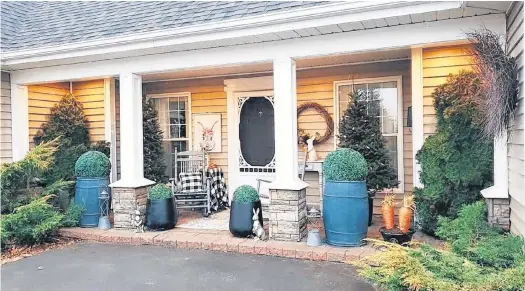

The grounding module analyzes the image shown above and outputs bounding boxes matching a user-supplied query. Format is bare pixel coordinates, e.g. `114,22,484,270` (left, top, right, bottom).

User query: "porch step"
175,199,208,202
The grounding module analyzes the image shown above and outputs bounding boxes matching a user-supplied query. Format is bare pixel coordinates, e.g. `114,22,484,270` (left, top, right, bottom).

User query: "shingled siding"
507,1,525,237
1,72,12,163
422,45,474,138
28,81,105,147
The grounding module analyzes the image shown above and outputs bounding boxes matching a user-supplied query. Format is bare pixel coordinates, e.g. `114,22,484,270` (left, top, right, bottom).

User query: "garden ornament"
133,206,145,233
252,208,267,241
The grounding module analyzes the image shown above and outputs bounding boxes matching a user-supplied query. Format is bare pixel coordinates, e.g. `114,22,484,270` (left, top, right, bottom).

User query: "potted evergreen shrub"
146,184,176,231
323,148,369,246
229,185,263,238
74,151,111,227
338,89,399,226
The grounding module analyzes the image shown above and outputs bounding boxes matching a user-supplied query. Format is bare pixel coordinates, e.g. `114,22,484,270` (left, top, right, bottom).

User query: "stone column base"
268,188,307,242
486,198,510,231
111,186,148,229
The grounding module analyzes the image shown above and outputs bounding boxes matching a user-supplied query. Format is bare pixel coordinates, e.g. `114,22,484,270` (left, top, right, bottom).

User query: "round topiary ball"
148,184,173,200
233,185,260,203
75,151,111,178
323,148,368,181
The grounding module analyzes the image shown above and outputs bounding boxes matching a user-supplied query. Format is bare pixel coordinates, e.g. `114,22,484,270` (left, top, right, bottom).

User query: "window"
151,94,191,178
335,77,404,191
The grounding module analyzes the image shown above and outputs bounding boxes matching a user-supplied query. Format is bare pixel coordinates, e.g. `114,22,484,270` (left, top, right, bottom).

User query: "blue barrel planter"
323,180,368,247
75,178,109,228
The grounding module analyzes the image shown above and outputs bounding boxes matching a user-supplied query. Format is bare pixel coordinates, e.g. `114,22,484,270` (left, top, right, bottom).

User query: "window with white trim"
152,94,190,178
335,77,404,189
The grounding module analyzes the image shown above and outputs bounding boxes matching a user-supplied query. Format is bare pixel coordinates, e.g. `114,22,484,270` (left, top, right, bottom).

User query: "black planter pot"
229,200,263,238
368,197,374,226
146,197,177,231
379,227,415,245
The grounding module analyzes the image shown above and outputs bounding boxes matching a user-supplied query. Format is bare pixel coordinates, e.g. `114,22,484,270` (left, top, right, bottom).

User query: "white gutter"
2,1,462,67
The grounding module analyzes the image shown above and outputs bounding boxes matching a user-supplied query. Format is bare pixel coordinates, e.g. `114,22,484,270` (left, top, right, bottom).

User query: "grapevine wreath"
297,102,334,145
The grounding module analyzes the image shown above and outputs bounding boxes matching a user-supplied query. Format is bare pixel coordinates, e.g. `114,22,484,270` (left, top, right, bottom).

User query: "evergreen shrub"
233,185,260,203
338,89,399,196
148,184,173,200
143,95,167,183
323,148,368,181
415,71,493,234
74,151,111,178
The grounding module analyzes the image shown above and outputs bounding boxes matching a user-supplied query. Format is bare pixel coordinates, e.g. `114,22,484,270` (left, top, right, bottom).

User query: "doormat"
177,210,230,231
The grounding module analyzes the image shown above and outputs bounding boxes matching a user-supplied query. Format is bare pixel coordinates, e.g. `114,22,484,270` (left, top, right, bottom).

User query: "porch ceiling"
141,49,411,82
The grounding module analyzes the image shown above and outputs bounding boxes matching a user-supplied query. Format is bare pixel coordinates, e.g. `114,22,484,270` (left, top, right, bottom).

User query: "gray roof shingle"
1,1,331,52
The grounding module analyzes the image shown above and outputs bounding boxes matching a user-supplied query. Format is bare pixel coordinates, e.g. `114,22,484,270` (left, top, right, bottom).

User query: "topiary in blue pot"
74,151,111,228
229,185,263,238
323,148,369,246
146,184,176,231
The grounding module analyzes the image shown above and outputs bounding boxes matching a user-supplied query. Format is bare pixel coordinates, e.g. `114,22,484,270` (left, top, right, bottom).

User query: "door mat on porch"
177,210,230,231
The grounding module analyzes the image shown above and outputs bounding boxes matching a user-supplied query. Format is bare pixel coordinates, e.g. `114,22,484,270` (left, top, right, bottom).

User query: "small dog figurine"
133,206,145,233
252,208,267,241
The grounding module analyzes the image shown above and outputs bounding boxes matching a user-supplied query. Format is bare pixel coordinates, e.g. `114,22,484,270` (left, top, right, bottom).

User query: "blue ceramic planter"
75,177,109,228
323,180,368,247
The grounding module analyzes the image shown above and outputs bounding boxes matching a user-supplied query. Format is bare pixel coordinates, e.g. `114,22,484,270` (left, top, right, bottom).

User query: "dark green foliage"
338,90,399,196
42,180,75,196
1,196,64,246
74,151,111,178
90,141,111,158
61,202,84,227
1,140,58,213
323,148,368,181
34,94,92,182
143,95,167,183
436,201,524,268
415,71,493,234
148,184,173,200
233,185,260,203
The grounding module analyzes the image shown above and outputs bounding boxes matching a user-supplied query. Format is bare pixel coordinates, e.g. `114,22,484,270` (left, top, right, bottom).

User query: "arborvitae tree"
415,71,493,235
142,95,167,183
34,94,91,182
338,89,399,197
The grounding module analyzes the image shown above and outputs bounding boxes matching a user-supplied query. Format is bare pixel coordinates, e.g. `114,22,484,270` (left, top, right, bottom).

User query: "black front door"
239,97,275,168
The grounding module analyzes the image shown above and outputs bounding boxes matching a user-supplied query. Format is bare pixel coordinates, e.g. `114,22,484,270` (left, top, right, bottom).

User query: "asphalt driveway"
2,242,376,291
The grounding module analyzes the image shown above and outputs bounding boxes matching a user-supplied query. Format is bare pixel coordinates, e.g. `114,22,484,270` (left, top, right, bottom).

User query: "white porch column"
109,72,154,188
411,48,424,188
11,84,29,161
104,78,118,183
269,57,308,190
481,135,509,199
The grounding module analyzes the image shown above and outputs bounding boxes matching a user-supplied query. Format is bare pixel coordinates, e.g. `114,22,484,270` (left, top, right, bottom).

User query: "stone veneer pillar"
268,188,308,242
486,198,510,231
112,186,148,229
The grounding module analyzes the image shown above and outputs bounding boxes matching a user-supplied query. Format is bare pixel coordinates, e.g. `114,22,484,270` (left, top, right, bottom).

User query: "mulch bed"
1,237,78,265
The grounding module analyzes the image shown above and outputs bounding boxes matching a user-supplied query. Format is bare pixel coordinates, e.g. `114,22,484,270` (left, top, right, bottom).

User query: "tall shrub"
415,71,493,234
34,94,91,182
143,95,167,183
338,89,399,197
34,94,110,182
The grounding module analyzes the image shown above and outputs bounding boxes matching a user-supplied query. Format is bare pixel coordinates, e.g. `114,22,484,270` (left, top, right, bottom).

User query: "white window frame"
333,76,404,193
147,92,192,152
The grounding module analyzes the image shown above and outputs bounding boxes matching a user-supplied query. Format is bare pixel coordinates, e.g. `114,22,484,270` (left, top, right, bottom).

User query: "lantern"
98,186,111,230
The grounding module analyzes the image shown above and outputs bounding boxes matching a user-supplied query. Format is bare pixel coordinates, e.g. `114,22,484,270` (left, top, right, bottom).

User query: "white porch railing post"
411,48,424,189
110,72,154,188
269,57,308,190
11,83,29,161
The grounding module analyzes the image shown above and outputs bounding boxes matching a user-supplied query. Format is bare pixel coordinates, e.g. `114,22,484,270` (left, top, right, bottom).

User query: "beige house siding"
297,61,412,214
143,60,412,214
72,80,106,142
143,78,229,179
507,1,525,237
1,72,12,163
28,80,106,147
422,45,474,138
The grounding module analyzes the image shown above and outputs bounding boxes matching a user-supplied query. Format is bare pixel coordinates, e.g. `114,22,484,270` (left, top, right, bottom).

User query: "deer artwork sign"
193,113,222,153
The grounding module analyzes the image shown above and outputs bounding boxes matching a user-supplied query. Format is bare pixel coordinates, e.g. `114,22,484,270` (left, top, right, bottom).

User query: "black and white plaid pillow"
179,172,203,193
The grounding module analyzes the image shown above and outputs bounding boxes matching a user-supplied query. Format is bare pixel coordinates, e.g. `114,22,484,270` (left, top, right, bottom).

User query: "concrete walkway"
2,243,377,291
58,227,378,263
